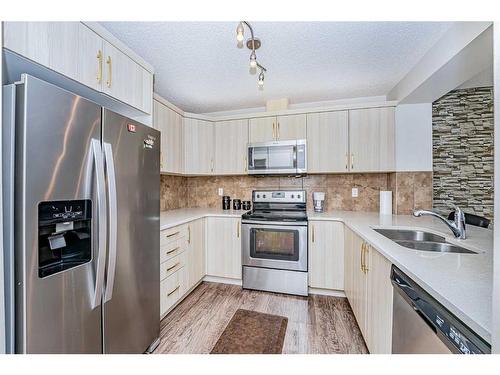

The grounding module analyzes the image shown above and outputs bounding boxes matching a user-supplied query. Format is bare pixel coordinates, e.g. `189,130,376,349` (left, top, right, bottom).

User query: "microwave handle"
248,147,253,168
293,145,297,168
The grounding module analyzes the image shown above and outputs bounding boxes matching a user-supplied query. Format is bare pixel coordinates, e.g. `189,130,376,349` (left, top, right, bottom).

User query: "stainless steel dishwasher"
391,266,490,354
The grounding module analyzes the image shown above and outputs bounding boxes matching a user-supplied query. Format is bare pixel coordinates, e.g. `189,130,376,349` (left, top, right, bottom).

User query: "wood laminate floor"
155,282,368,354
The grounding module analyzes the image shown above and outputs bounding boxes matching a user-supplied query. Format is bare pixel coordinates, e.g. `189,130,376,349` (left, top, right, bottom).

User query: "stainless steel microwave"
247,139,307,175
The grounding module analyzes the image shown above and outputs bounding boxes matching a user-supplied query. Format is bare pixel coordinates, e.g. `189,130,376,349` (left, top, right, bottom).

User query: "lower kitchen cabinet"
308,221,344,290
366,244,393,354
344,226,393,353
206,217,242,279
186,218,206,288
159,219,206,318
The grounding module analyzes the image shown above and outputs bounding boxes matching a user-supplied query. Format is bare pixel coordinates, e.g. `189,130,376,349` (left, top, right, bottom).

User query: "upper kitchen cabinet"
101,40,153,114
248,116,275,142
3,22,101,91
307,111,349,173
153,99,184,174
2,22,154,115
348,107,395,172
184,118,215,175
214,119,249,175
276,114,307,141
248,114,306,142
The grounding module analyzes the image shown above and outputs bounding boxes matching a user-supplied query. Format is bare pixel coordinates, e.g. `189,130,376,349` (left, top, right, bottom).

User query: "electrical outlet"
218,188,224,196
352,187,359,198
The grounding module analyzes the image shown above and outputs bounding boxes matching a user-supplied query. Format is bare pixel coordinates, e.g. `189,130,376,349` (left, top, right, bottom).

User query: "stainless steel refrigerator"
2,74,160,353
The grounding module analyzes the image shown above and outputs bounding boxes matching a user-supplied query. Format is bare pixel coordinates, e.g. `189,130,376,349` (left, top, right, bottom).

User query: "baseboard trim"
203,275,243,286
308,287,346,297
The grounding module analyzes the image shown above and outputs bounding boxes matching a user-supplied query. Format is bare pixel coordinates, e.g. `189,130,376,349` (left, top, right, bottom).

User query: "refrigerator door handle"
91,139,107,309
103,142,118,303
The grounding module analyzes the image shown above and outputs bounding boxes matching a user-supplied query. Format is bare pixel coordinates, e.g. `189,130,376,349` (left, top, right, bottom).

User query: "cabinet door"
102,40,153,114
215,119,249,175
366,246,393,354
184,119,215,175
249,117,276,142
343,227,354,301
187,219,206,289
3,22,103,91
306,111,349,173
154,100,184,174
349,107,395,172
308,221,344,290
276,114,307,141
346,230,368,336
206,217,242,279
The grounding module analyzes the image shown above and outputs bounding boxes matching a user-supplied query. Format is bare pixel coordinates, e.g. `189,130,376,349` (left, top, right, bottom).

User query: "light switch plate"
218,188,224,196
352,187,359,198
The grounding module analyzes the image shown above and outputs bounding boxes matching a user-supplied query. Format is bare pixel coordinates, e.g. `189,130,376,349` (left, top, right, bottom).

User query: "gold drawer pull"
167,231,180,238
167,262,180,272
166,246,180,255
167,285,180,297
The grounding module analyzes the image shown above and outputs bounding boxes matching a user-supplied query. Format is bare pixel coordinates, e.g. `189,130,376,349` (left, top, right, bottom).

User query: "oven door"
242,221,307,271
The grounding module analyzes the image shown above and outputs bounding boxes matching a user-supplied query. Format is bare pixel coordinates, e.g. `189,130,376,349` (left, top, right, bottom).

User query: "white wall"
492,23,500,354
395,103,433,172
0,21,5,354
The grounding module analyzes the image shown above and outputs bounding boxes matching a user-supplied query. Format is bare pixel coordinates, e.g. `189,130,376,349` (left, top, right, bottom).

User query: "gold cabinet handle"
106,56,112,88
97,49,103,83
364,244,369,273
166,246,180,255
272,122,276,140
167,231,180,238
188,226,191,244
351,153,354,170
167,285,180,297
244,155,247,172
360,242,364,272
167,262,180,272
277,122,280,140
345,153,349,170
312,224,315,243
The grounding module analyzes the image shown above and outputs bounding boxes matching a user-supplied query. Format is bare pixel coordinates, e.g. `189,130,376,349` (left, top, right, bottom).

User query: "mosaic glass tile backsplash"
432,86,494,220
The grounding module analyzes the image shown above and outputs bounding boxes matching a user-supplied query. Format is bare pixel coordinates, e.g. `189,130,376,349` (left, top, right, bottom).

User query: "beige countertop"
160,208,493,344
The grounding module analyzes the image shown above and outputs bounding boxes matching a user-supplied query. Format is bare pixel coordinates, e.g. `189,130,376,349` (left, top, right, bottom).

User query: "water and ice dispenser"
38,200,92,278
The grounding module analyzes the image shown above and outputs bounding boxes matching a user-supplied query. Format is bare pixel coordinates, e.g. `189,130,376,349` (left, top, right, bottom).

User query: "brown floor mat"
211,309,288,354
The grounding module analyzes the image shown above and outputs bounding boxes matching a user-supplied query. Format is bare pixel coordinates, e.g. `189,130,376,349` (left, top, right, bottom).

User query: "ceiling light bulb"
236,22,244,42
258,71,264,87
250,54,257,69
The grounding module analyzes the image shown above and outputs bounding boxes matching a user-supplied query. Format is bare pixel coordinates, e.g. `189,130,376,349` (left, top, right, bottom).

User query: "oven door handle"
241,220,308,227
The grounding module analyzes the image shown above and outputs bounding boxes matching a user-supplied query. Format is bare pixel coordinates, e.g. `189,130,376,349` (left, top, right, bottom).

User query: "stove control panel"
253,190,306,203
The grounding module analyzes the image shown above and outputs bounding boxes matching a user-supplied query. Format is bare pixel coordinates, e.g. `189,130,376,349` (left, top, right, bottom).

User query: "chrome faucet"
413,205,467,239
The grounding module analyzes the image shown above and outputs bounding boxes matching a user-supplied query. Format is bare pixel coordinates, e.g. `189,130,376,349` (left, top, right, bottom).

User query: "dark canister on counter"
222,196,231,210
233,199,242,210
242,201,251,211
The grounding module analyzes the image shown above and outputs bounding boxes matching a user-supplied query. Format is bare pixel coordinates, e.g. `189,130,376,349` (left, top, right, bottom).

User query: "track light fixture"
235,21,267,89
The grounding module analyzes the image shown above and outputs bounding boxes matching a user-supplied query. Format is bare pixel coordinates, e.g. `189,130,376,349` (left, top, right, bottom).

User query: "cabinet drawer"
160,267,187,315
160,251,187,281
160,224,188,246
160,237,188,263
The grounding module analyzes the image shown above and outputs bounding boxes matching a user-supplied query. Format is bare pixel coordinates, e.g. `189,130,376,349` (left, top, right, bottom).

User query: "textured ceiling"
100,22,453,113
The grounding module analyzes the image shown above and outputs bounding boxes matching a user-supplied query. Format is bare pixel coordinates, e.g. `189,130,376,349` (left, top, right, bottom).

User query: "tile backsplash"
161,172,432,214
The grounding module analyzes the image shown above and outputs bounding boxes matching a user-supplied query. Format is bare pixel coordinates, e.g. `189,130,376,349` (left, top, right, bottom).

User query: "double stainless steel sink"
373,228,477,254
